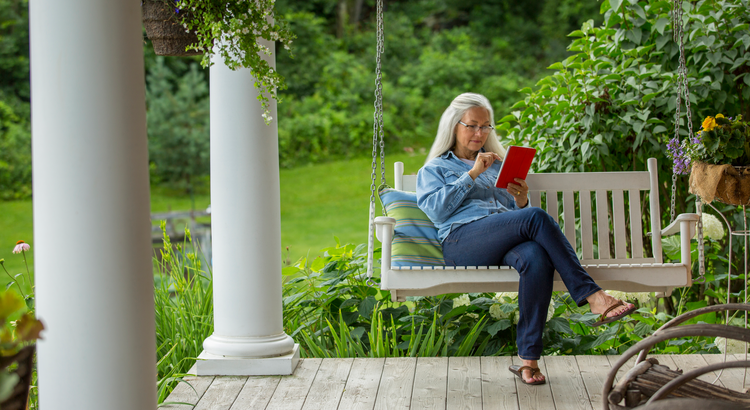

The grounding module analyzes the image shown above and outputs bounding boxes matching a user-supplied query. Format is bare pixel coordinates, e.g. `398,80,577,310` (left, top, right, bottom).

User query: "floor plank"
512,356,555,410
230,376,281,410
161,374,216,409
338,358,385,410
411,357,448,410
702,354,750,392
480,356,519,410
164,354,746,410
667,354,722,386
301,358,353,410
546,355,592,410
194,377,247,410
265,358,322,410
575,355,612,410
374,357,417,410
446,357,482,410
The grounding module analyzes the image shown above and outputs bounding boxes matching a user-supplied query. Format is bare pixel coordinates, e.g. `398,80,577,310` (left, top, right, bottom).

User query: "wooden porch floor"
162,354,749,410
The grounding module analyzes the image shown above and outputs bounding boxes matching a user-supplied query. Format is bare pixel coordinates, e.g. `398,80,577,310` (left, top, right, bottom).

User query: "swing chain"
366,0,385,284
377,0,386,187
672,0,704,277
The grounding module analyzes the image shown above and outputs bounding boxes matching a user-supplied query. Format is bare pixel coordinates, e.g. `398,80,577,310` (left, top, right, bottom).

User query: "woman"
416,93,635,385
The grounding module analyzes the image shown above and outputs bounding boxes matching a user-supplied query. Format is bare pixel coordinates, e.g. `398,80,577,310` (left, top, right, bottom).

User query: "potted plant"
143,0,295,123
0,290,43,409
0,241,43,408
142,0,202,57
667,114,750,205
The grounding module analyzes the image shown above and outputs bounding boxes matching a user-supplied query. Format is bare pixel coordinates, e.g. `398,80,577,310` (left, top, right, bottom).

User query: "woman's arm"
416,165,475,224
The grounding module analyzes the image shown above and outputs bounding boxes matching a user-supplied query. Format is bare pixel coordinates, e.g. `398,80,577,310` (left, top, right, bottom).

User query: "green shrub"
502,0,750,214
0,100,31,200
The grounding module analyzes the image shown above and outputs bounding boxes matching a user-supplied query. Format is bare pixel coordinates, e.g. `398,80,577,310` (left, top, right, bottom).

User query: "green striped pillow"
378,188,444,266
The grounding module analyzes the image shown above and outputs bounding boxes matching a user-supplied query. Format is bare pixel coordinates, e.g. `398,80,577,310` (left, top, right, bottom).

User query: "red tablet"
495,146,537,189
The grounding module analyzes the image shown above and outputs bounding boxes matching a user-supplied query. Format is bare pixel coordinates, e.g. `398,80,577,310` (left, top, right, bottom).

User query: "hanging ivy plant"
176,0,295,124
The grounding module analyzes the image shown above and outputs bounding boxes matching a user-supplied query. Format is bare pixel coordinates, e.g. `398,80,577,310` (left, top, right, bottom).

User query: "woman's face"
453,106,491,157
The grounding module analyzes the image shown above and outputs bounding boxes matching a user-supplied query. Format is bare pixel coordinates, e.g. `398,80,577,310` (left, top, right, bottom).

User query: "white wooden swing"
364,0,700,303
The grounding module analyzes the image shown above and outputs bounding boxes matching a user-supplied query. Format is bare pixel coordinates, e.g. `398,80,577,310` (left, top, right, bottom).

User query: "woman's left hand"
507,178,529,208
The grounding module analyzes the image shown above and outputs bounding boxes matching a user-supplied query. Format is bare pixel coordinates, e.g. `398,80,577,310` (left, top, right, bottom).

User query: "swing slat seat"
374,158,699,302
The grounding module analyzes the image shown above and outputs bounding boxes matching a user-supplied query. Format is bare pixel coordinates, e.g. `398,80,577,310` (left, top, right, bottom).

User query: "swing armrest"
374,217,396,243
660,213,700,237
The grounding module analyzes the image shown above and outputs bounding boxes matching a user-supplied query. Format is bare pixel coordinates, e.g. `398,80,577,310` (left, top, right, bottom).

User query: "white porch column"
198,38,298,375
29,1,155,409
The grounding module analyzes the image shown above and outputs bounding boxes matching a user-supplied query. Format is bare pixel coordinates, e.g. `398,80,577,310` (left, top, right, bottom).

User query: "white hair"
425,93,507,163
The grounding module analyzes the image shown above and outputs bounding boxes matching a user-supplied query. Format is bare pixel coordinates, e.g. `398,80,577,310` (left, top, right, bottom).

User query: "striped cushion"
379,188,444,266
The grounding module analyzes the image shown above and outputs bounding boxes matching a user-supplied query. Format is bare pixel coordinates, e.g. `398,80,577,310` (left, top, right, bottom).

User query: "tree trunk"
336,0,348,38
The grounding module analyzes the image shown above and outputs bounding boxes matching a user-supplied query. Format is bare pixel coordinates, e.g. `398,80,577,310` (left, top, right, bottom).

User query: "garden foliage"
146,58,210,196
502,0,750,214
153,224,213,404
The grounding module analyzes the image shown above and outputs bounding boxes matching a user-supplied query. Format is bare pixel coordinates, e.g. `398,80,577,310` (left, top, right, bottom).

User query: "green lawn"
0,151,427,282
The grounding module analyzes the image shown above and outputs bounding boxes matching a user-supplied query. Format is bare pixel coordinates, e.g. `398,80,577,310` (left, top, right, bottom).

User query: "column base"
195,344,300,376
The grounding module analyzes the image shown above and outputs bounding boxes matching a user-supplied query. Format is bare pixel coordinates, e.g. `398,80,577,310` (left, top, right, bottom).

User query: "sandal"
592,300,636,327
508,365,546,385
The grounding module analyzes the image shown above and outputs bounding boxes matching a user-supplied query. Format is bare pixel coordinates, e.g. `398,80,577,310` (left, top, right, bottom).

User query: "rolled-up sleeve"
416,165,474,224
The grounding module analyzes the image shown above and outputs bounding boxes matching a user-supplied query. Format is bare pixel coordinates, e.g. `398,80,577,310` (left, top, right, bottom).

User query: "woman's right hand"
468,151,502,180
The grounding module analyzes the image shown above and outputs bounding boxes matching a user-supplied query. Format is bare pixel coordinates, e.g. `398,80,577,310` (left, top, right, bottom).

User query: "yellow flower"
702,116,718,132
715,113,725,119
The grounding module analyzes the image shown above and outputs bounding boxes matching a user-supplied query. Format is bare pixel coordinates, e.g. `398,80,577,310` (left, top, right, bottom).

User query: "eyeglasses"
458,121,494,134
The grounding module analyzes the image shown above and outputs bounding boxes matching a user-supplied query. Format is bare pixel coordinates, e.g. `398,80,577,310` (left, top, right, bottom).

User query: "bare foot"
520,358,545,384
586,291,634,317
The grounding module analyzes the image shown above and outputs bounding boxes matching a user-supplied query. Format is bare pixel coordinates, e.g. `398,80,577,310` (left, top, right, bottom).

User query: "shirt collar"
440,147,486,160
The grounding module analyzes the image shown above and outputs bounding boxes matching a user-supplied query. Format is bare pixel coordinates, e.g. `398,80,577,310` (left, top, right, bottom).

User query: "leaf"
15,313,44,342
499,114,516,124
486,319,511,336
653,18,669,35
642,92,659,103
609,0,621,12
358,296,377,320
548,62,565,71
547,317,573,334
0,292,24,322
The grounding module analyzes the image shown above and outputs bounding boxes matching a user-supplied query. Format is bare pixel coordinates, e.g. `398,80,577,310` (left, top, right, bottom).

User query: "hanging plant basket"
0,345,35,409
689,162,750,205
142,0,201,57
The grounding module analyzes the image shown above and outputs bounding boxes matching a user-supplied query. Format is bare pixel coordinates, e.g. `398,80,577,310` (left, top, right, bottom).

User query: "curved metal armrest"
660,213,699,237
374,216,396,243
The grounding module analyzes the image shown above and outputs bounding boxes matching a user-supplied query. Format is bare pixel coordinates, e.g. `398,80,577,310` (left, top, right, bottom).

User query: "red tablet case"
494,146,537,189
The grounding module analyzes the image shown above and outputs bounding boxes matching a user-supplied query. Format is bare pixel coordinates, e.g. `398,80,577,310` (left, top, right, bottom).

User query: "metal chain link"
366,0,385,282
376,0,386,187
672,0,704,277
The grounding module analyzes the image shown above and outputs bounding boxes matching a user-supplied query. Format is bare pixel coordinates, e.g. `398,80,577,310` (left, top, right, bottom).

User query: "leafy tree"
502,0,750,215
146,58,210,200
0,99,31,200
0,0,30,112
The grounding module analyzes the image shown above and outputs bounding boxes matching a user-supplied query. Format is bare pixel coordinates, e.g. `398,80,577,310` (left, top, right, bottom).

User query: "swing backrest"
393,158,664,265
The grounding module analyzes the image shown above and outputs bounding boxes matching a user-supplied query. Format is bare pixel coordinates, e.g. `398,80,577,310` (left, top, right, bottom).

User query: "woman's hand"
507,178,529,208
467,152,502,180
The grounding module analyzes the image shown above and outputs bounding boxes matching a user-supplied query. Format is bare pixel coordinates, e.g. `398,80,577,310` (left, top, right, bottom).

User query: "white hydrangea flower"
546,303,555,322
453,294,471,308
695,213,725,241
489,304,509,320
493,292,518,302
715,337,749,354
513,310,520,324
605,290,651,306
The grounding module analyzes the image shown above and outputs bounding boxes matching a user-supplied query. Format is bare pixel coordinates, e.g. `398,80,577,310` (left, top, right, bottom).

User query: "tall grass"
153,222,213,404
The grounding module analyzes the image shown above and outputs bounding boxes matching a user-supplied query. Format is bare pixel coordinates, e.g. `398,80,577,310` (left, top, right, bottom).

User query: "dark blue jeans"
442,207,601,360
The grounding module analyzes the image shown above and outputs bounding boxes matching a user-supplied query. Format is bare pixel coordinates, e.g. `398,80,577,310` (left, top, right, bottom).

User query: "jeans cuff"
576,287,602,307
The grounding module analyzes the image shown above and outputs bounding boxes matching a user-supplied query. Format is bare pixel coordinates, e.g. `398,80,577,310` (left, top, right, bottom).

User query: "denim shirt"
416,150,520,243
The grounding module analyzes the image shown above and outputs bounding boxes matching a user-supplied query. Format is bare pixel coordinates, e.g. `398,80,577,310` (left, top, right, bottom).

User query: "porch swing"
365,0,701,303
